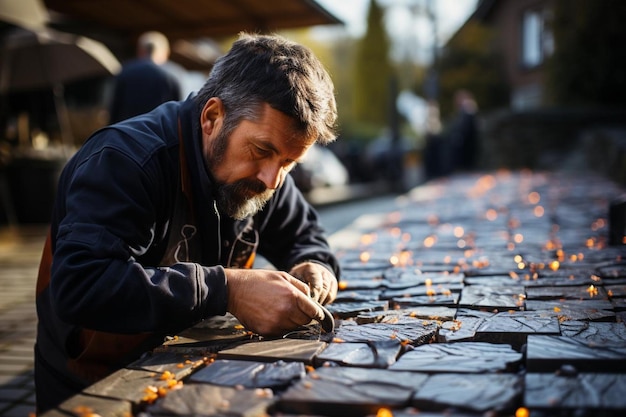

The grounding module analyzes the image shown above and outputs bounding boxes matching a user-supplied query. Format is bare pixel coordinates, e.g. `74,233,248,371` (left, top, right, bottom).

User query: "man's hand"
225,269,325,336
289,261,337,305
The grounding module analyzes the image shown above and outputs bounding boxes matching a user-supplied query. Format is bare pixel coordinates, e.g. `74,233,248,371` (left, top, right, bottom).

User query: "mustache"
229,178,268,196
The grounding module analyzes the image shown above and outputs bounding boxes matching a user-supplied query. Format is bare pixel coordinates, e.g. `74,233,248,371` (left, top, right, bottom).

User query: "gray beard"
215,178,275,220
205,126,275,220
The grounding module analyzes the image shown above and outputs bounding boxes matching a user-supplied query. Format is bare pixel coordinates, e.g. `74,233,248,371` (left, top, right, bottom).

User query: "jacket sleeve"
256,174,341,279
50,142,228,334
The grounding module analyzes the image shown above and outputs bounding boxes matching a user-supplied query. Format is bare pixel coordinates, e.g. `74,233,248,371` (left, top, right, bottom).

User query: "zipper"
213,200,222,262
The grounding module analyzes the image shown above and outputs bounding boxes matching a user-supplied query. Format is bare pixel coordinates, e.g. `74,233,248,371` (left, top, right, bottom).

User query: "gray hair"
195,33,337,145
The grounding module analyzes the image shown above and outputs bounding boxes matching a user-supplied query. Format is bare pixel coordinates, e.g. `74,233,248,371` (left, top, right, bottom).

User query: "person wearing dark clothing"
35,33,340,412
108,31,181,123
449,89,479,172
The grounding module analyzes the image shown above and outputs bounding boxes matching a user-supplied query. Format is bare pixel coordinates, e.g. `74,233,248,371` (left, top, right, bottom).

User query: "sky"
314,0,479,63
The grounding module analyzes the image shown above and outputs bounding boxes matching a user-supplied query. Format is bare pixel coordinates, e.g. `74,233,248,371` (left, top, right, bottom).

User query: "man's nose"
257,162,283,190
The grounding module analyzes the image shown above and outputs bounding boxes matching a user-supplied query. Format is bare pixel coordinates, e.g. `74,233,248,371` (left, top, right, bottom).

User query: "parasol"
0,28,120,93
0,27,121,148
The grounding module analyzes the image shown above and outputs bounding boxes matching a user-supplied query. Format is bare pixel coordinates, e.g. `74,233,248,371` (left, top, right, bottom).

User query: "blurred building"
452,0,554,111
444,0,626,185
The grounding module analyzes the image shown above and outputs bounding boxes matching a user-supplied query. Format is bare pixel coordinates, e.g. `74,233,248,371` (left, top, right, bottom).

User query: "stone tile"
315,339,402,368
0,387,29,401
525,299,616,321
0,372,32,387
523,273,604,287
0,362,34,374
526,285,609,300
189,359,304,389
383,270,464,290
382,283,464,300
364,411,481,417
607,283,626,298
56,393,132,417
473,310,560,349
560,321,626,345
276,366,428,416
525,373,626,413
339,260,393,274
437,316,485,343
83,368,172,404
326,300,389,319
340,269,388,283
597,262,626,279
356,306,457,324
411,373,523,413
335,278,385,291
458,285,526,310
391,293,459,307
463,275,529,286
158,314,255,356
2,403,37,417
526,335,626,373
217,338,327,364
334,289,382,303
334,318,438,345
389,342,522,373
146,383,273,416
128,351,206,381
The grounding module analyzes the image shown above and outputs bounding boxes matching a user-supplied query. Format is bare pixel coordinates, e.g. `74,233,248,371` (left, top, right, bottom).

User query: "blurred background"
1,0,626,226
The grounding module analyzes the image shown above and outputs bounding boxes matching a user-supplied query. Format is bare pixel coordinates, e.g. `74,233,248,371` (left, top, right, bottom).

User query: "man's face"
201,100,314,220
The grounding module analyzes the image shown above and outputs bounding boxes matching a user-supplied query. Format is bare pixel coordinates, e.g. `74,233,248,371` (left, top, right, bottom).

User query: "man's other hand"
289,261,337,305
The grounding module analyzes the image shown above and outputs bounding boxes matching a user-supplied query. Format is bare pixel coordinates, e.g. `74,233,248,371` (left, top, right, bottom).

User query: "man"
108,31,182,123
35,33,340,412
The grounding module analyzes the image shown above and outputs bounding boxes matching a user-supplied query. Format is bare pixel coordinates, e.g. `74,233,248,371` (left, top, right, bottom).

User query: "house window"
521,8,553,68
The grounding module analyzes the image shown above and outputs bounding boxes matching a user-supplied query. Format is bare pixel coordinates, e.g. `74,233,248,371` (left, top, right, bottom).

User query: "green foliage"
546,0,626,106
436,21,509,119
351,0,395,132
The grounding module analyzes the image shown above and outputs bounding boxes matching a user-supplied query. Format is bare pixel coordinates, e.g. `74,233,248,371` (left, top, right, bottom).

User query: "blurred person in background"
448,89,479,172
108,31,182,123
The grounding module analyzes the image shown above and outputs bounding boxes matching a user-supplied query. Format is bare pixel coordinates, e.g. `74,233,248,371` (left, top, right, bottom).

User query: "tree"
351,0,395,138
546,0,626,106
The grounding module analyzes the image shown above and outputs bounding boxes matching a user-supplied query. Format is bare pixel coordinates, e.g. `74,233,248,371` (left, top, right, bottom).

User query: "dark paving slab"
315,339,402,368
188,359,305,388
526,335,626,373
411,373,523,413
525,373,626,415
389,341,522,373
216,338,327,364
145,383,274,416
276,366,428,417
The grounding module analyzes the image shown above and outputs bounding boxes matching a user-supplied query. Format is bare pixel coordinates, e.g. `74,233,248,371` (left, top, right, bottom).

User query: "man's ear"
200,97,224,136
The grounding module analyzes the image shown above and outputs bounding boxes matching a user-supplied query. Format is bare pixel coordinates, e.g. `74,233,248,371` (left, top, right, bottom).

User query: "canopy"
43,0,342,41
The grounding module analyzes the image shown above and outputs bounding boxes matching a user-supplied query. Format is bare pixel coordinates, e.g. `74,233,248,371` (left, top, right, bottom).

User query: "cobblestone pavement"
7,170,626,416
0,226,47,416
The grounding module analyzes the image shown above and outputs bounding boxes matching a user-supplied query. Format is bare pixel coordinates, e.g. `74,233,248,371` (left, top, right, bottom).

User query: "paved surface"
3,170,626,416
0,226,46,416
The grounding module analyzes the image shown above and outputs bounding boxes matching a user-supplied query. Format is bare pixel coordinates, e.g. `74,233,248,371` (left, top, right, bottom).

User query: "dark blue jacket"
35,97,339,407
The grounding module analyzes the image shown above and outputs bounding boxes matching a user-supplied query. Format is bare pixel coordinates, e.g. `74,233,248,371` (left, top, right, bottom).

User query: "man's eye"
254,146,270,156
